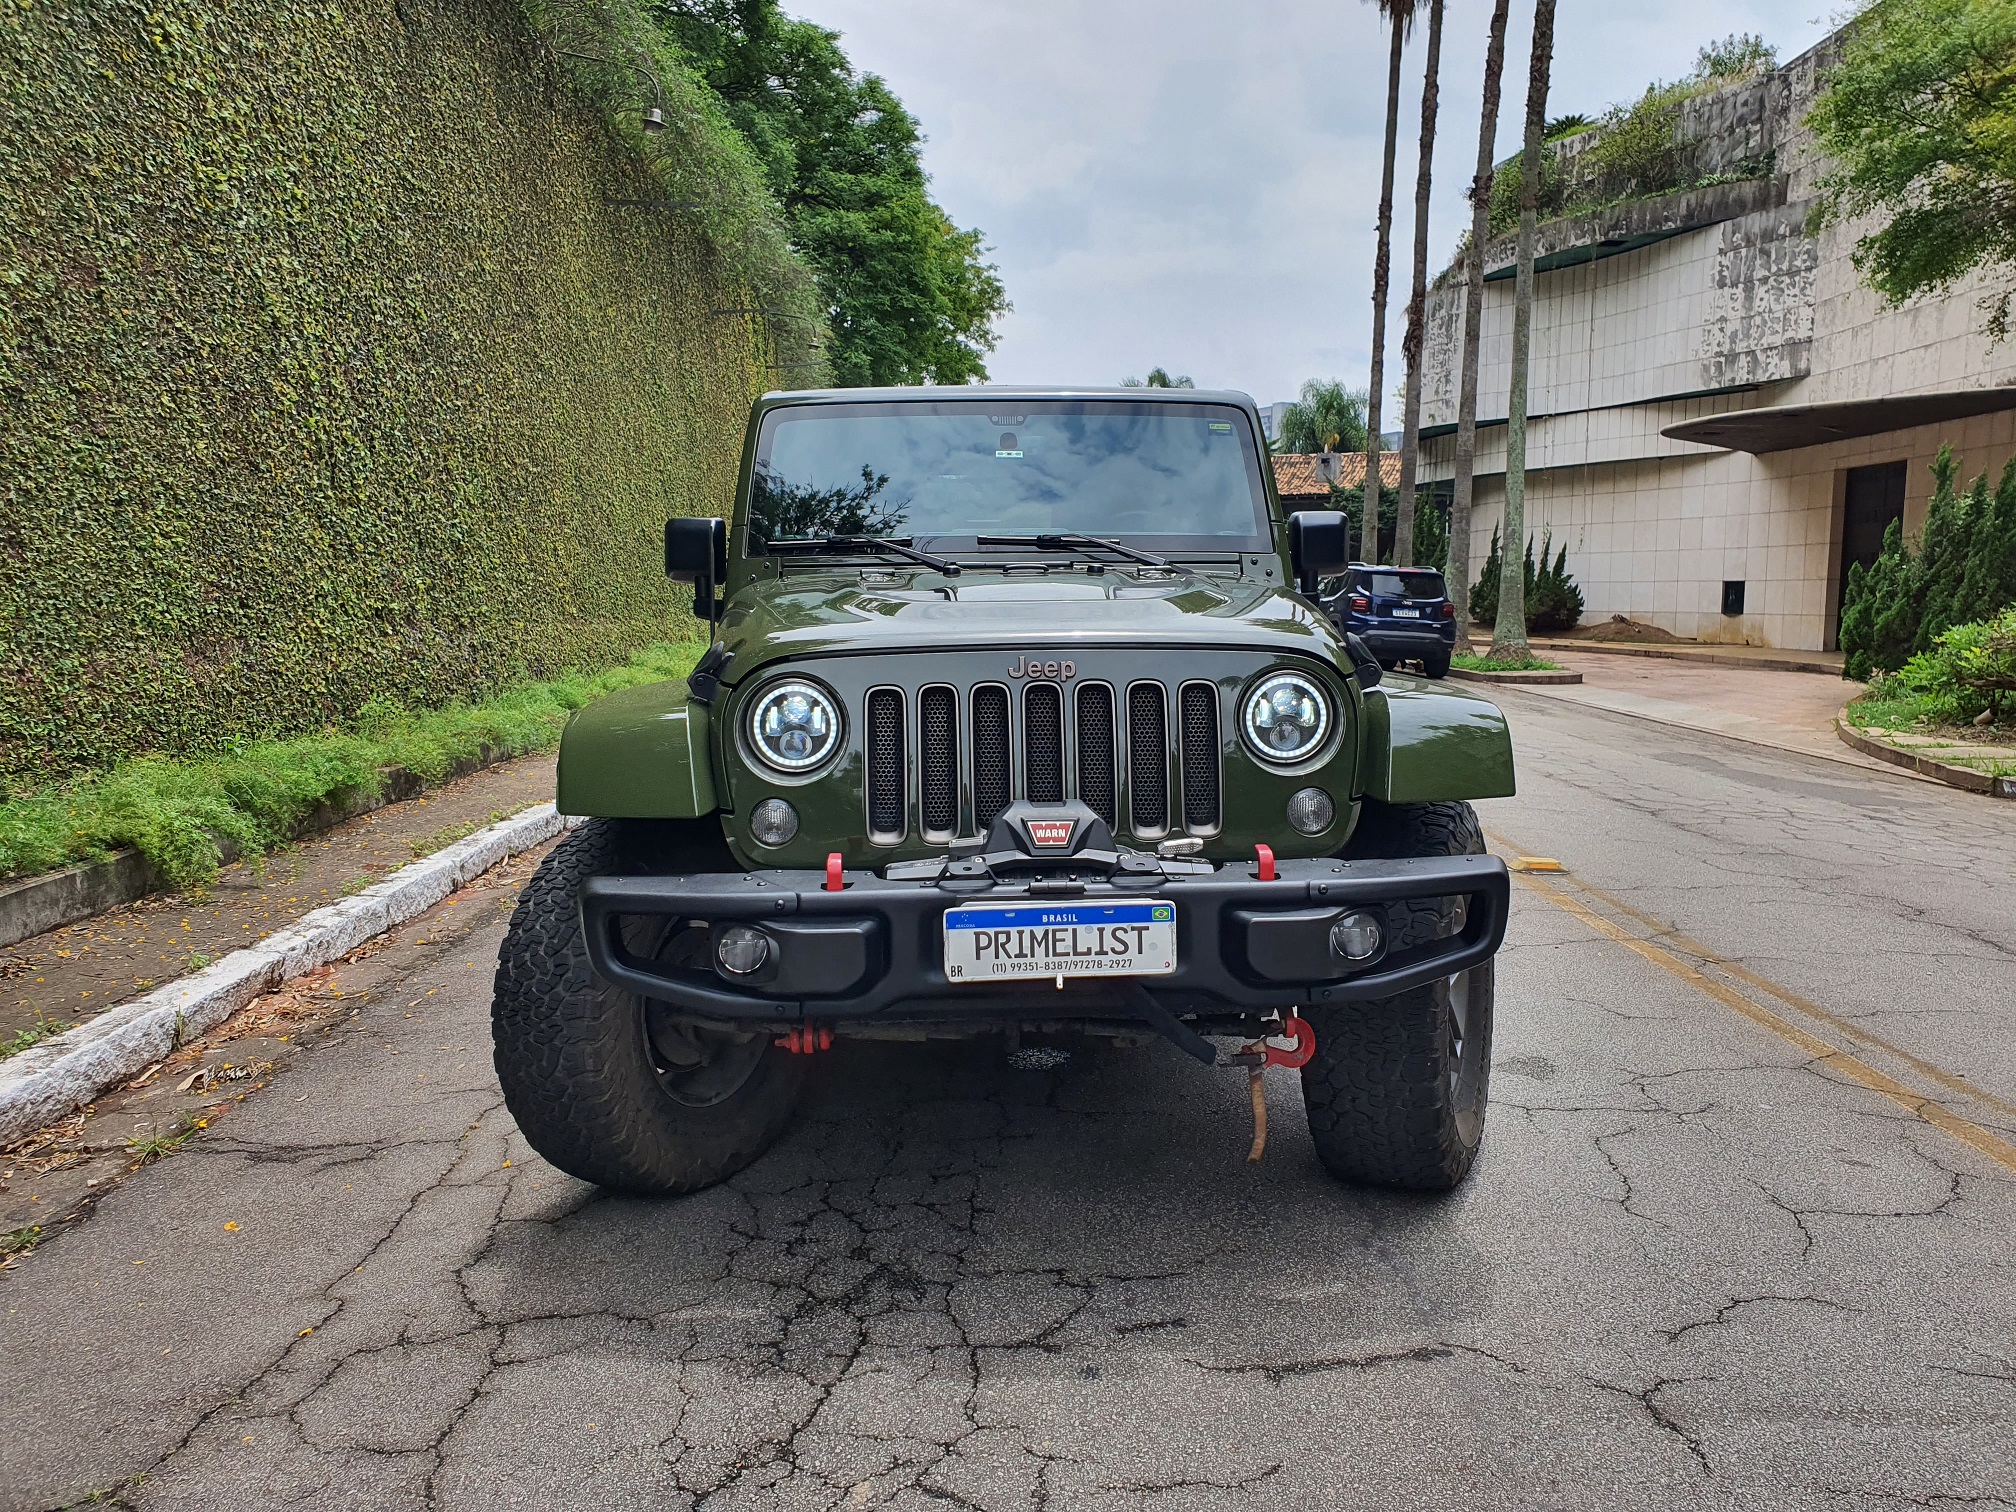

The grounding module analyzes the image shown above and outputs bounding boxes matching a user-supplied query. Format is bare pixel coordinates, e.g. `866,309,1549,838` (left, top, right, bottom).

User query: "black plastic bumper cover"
579,854,1510,1023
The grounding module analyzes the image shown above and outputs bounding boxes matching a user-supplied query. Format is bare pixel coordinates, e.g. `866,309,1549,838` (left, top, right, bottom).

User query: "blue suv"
1319,564,1458,678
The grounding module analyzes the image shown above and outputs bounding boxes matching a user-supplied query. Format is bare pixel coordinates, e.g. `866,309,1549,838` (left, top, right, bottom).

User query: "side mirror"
1288,511,1348,594
666,517,729,621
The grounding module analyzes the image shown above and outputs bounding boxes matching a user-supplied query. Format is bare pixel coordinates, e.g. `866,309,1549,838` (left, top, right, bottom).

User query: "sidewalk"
1527,635,1845,677
1,754,556,1049
1495,649,1901,775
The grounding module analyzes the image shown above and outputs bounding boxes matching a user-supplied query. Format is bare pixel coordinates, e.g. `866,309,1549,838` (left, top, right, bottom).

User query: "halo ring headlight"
745,679,842,774
1242,672,1332,765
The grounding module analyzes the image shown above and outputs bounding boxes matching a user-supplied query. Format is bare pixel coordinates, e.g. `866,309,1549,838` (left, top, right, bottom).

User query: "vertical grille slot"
1179,682,1221,832
972,685,1012,830
919,685,958,837
1025,684,1064,803
1076,683,1117,828
866,688,905,841
1127,682,1169,836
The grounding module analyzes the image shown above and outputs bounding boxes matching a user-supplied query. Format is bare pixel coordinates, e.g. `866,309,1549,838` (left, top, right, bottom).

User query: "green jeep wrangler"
492,388,1515,1195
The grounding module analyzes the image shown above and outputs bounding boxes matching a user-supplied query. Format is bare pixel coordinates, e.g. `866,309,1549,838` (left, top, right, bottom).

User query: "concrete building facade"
1418,33,2016,650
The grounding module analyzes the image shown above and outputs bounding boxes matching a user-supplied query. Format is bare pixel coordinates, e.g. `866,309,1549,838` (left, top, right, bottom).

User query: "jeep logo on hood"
1008,656,1075,681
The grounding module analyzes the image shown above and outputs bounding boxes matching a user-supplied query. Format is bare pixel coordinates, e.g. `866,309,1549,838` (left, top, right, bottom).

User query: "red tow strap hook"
776,1024,833,1054
825,852,845,892
1254,843,1276,882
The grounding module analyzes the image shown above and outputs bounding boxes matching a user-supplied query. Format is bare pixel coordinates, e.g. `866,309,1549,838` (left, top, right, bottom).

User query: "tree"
1492,0,1556,660
1694,32,1777,81
1276,380,1370,455
1121,368,1196,388
655,0,1009,384
1394,0,1446,568
1449,0,1511,649
1807,0,2016,341
1362,1,1420,571
1959,456,2016,621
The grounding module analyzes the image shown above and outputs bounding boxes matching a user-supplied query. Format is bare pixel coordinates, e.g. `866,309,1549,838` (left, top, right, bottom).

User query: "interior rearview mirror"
1288,510,1348,593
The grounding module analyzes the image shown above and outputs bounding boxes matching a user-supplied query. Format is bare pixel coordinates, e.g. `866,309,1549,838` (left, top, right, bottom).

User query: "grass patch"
126,1113,205,1166
2,1225,44,1262
408,810,516,859
1452,651,1564,673
0,642,703,890
1,1017,73,1061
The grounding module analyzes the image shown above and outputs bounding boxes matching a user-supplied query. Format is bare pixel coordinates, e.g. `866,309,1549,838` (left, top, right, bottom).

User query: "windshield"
746,400,1271,553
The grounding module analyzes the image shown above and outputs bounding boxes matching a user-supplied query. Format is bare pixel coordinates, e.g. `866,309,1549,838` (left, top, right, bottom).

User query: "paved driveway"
3,694,2013,1512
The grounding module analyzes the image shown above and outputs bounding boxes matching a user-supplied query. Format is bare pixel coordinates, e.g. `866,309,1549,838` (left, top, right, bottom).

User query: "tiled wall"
1448,410,2016,650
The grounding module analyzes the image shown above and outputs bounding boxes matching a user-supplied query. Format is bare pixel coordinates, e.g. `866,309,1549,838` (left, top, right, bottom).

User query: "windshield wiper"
764,535,962,576
974,534,1185,571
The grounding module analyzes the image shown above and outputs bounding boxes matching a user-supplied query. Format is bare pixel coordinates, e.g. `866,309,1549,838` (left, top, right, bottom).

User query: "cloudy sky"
797,0,1839,407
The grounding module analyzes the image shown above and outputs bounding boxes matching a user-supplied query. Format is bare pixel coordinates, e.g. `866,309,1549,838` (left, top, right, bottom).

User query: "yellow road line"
1557,870,2016,1127
1502,867,2016,1177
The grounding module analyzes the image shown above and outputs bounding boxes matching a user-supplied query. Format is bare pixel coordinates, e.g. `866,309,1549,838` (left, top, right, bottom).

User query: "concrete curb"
0,748,515,952
0,803,580,1147
1448,666,1583,685
1526,638,1844,677
1835,717,2016,799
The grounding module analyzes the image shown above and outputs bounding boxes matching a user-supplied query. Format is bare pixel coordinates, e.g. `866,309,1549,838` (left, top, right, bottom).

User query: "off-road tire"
1424,650,1452,680
492,818,806,1195
1300,799,1494,1191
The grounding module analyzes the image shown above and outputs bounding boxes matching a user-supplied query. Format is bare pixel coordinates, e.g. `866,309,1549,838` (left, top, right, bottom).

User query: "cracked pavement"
4,695,2015,1511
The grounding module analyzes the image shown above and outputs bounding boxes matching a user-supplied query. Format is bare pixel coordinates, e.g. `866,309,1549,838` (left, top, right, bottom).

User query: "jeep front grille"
971,685,1012,830
862,675,1220,845
1179,682,1221,832
1025,683,1064,803
866,688,906,841
919,685,959,837
1076,683,1117,829
1127,682,1169,836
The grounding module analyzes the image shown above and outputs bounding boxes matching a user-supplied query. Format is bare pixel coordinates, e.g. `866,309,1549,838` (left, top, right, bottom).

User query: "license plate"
942,900,1177,982
1391,607,1421,617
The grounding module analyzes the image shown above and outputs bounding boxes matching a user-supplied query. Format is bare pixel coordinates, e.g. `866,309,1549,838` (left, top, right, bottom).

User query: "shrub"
1466,529,1581,632
1839,445,2016,679
1894,608,2016,725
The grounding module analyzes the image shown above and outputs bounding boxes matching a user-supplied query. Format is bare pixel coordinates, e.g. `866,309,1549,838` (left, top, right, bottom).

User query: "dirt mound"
1569,615,1684,644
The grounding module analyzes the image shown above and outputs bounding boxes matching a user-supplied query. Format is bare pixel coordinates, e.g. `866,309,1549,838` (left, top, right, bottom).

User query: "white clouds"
800,0,1832,403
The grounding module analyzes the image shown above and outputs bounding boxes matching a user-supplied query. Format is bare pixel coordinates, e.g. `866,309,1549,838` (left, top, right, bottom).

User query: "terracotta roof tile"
1271,452,1403,497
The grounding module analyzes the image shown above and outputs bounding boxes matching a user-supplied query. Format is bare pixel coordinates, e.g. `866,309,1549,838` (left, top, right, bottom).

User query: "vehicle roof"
758,385,1261,408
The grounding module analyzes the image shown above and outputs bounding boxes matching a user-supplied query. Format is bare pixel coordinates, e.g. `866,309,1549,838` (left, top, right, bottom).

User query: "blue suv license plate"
943,900,1177,982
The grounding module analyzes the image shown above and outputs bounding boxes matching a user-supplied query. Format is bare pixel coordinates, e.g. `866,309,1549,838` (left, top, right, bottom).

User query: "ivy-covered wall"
0,0,786,789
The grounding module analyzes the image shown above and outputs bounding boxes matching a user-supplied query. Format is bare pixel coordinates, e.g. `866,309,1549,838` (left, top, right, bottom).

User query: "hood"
714,565,1343,685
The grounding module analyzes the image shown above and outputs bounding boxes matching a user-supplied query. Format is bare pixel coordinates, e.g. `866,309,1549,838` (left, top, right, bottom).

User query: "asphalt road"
4,692,2015,1512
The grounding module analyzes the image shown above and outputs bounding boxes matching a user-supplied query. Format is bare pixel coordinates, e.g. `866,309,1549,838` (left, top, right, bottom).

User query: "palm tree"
1449,0,1512,645
1492,0,1557,660
1393,0,1445,569
1362,0,1419,567
1276,379,1369,456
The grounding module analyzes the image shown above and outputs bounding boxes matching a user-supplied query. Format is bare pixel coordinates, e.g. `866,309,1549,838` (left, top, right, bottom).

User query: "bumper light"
1329,912,1382,963
715,924,773,977
1286,787,1335,835
750,798,800,847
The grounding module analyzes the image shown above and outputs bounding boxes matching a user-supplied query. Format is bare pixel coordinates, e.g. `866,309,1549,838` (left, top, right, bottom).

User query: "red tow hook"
1235,1014,1317,1163
1254,843,1277,882
776,1023,833,1055
825,852,845,892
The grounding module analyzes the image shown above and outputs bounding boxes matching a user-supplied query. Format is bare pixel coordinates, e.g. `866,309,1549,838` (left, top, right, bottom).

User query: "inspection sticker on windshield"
942,901,1177,982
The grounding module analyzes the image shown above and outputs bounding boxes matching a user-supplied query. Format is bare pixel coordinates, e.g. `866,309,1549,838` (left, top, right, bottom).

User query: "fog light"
750,798,799,847
1286,787,1335,835
715,924,772,976
1329,911,1382,963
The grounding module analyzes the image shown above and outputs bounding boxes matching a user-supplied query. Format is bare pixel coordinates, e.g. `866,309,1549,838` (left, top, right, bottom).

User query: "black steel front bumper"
579,854,1509,1026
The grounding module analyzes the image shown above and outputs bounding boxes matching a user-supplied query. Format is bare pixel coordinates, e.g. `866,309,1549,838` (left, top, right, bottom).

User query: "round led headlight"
746,679,841,773
1242,672,1333,764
